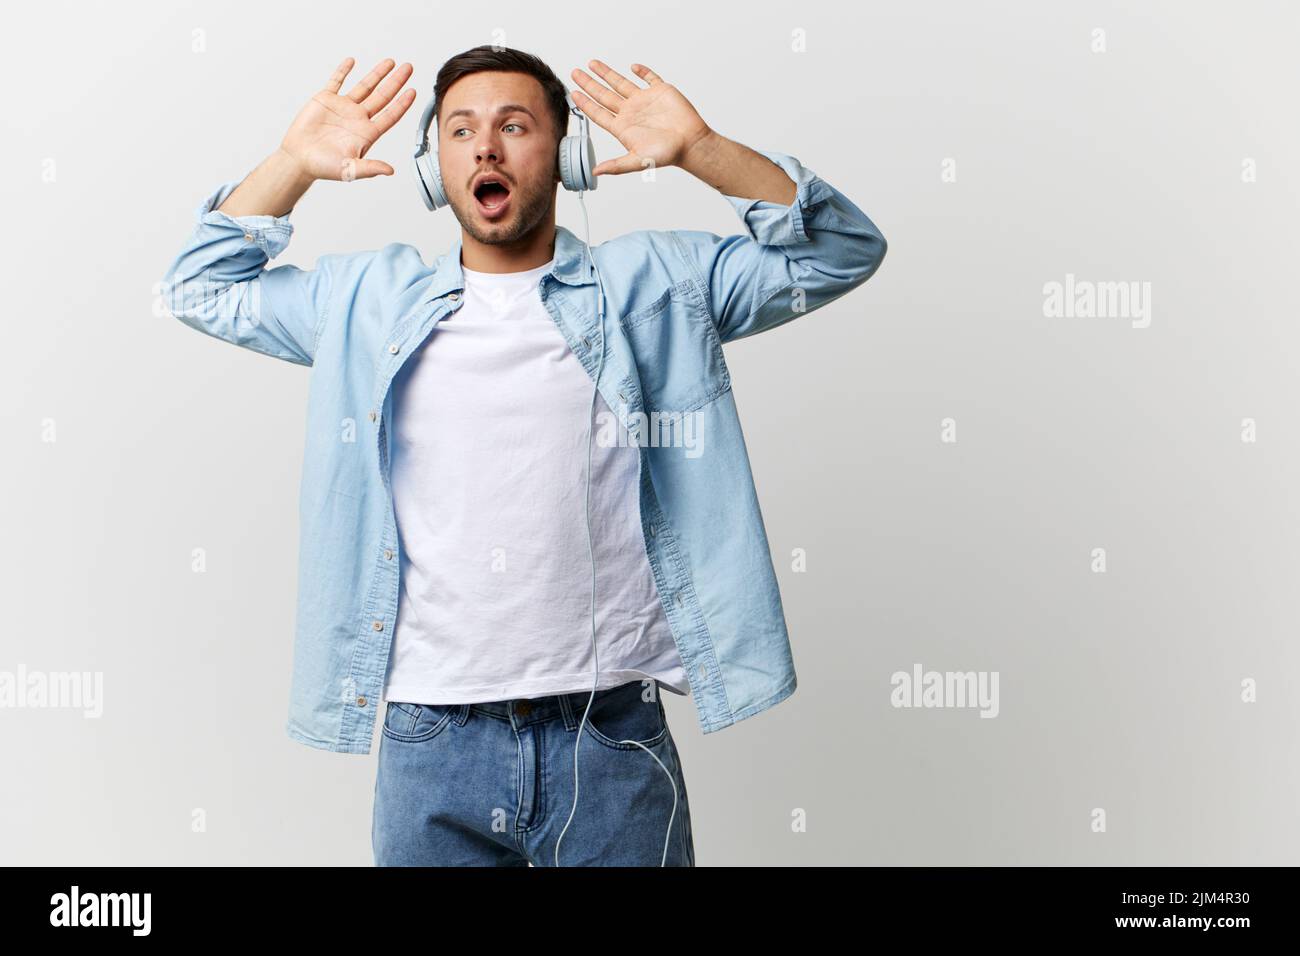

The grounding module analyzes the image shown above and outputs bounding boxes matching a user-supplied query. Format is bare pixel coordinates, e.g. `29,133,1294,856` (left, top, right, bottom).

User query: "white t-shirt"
381,255,689,704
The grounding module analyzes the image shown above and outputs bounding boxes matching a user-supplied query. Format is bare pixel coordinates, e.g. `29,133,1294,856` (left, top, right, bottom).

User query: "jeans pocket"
578,681,669,751
381,700,454,743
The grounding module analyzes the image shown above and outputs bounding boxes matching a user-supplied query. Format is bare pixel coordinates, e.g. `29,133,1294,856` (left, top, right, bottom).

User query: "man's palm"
280,57,417,182
571,61,713,176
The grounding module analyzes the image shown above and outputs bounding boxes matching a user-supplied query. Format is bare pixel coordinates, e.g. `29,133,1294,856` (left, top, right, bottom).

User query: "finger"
371,87,417,137
342,157,395,181
345,58,396,104
570,88,617,133
586,58,645,99
591,153,644,176
360,61,413,118
630,63,663,85
324,57,355,94
571,68,622,116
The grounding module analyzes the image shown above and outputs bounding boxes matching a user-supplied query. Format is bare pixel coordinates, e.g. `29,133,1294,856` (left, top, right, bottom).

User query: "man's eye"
452,125,520,137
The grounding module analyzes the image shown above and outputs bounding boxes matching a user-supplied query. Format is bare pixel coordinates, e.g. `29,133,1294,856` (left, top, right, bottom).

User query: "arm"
216,148,316,219
675,129,796,206
158,56,416,365
159,168,331,366
571,59,887,344
672,141,886,343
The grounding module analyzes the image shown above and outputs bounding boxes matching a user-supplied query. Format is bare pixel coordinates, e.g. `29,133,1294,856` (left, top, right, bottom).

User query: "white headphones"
411,85,679,867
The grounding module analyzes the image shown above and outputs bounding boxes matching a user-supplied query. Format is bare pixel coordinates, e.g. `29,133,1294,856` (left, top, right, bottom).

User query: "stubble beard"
451,176,555,246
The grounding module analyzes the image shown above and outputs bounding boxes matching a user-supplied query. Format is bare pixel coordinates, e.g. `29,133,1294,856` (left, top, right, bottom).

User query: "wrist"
271,147,316,190
678,127,722,175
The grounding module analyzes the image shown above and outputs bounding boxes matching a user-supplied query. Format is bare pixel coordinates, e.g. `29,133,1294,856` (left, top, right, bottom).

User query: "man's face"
438,71,561,245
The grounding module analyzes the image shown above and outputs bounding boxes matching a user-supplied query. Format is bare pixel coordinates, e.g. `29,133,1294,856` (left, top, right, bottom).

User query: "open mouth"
473,178,512,218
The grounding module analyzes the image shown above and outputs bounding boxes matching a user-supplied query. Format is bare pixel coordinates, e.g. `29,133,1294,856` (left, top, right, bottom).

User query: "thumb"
592,152,644,177
343,158,395,181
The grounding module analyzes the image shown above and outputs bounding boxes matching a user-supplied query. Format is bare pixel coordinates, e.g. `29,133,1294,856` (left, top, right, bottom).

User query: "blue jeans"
371,678,695,866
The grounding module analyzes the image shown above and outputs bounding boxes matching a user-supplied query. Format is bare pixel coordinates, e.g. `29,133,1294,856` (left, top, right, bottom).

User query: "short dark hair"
433,45,570,150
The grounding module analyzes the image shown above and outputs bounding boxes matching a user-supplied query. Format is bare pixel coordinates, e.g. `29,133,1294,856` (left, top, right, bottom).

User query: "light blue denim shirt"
159,148,886,753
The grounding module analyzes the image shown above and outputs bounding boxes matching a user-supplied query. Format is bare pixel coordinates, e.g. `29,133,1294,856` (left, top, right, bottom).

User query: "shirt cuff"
720,148,834,246
197,180,296,259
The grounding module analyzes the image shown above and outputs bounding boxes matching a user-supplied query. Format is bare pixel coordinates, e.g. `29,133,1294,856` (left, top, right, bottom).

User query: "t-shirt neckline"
461,257,556,283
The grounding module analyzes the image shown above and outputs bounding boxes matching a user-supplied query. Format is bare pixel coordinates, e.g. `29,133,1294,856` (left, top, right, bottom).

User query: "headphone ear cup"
558,134,597,192
414,149,449,210
557,136,573,191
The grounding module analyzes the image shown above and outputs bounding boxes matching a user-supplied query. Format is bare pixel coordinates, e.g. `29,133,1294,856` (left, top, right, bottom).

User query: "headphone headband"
414,90,580,158
413,96,438,158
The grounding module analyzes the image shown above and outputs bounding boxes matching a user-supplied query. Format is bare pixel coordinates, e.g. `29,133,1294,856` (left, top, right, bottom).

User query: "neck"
459,209,557,273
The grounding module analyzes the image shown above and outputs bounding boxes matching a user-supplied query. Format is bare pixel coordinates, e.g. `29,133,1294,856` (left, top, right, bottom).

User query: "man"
160,45,886,867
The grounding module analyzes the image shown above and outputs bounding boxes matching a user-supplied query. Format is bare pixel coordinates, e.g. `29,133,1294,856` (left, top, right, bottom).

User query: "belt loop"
558,692,578,731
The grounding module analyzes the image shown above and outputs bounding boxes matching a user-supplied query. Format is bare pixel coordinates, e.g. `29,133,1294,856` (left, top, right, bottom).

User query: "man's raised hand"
278,57,418,183
569,60,715,177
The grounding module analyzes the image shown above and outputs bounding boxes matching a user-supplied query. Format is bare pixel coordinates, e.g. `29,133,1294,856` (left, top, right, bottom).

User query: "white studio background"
2,0,1298,865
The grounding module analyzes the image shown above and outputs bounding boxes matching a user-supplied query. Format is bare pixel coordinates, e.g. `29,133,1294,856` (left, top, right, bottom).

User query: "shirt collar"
424,224,597,302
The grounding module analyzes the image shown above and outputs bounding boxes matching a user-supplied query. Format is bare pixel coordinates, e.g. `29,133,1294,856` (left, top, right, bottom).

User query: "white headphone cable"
553,188,679,868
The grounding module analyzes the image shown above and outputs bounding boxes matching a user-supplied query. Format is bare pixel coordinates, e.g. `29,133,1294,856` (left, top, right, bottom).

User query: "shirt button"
674,592,684,608
372,620,384,631
448,292,460,301
243,233,254,241
356,696,368,707
698,664,708,681
384,549,394,560
649,524,657,537
581,336,591,348
368,410,377,422
388,343,399,354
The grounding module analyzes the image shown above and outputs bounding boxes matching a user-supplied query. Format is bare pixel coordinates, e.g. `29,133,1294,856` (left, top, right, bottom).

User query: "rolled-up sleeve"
668,148,887,344
158,181,331,366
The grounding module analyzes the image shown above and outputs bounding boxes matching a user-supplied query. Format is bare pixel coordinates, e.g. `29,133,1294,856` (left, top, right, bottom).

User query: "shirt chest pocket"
618,279,730,412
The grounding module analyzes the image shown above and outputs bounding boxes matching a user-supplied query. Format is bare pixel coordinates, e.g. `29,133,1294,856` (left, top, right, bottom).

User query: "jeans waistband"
468,677,654,726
